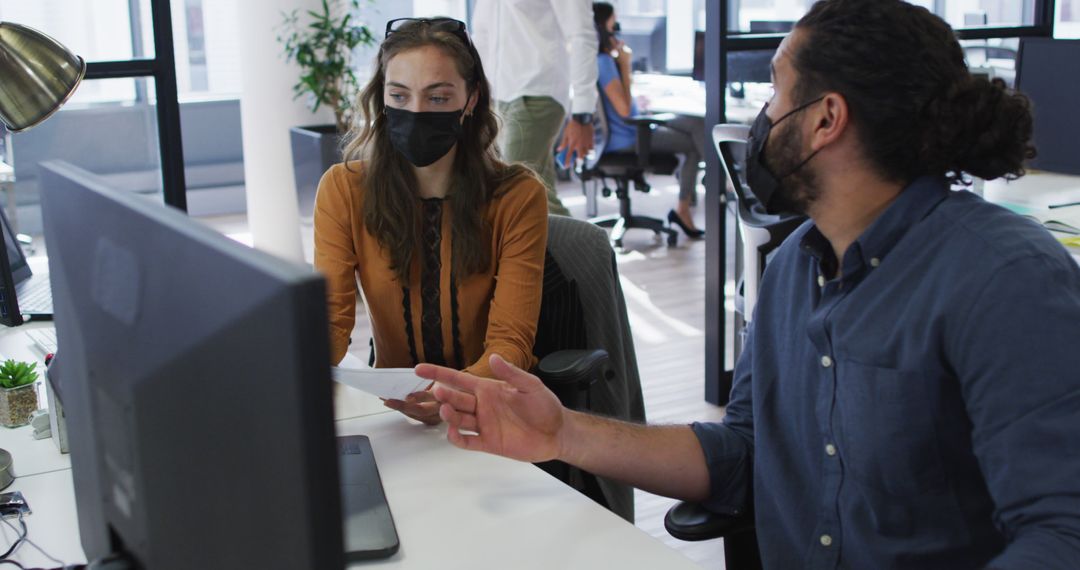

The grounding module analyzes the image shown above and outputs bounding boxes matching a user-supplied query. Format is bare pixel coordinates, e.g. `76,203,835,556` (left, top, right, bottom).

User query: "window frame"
84,0,187,211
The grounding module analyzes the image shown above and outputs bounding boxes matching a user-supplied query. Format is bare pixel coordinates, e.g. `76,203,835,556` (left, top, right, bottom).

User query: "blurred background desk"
631,73,762,124
983,171,1080,264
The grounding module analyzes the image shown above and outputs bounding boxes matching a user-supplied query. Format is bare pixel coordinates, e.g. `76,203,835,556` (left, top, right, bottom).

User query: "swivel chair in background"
663,124,806,569
578,90,681,249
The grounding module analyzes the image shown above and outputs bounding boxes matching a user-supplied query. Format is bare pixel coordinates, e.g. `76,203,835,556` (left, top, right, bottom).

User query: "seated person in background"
593,2,707,238
423,1,1080,568
314,18,548,425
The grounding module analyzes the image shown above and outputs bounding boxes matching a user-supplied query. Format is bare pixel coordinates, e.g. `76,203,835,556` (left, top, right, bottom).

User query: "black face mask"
385,106,464,167
744,97,824,214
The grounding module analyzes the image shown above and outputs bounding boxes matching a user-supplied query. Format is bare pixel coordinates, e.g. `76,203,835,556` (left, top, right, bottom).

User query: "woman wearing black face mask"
592,2,707,238
314,18,548,425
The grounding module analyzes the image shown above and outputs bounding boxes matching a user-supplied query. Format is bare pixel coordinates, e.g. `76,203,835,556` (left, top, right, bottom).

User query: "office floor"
197,172,736,568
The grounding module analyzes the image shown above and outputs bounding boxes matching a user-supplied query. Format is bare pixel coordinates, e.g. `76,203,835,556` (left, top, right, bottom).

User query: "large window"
0,0,154,103
1,0,243,102
172,0,242,99
3,77,164,234
0,0,191,231
413,0,467,18
723,0,1035,31
1057,0,1080,37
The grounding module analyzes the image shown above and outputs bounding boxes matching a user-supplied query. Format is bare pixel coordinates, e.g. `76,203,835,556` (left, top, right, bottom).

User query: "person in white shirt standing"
472,0,598,217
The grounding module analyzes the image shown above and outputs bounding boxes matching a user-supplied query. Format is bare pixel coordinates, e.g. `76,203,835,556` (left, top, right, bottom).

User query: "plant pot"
0,384,38,428
290,125,344,218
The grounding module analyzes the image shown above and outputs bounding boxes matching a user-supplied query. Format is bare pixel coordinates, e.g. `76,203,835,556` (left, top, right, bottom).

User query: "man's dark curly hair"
793,0,1036,185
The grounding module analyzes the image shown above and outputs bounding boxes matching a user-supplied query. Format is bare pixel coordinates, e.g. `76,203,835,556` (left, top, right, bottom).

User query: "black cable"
0,558,25,569
0,510,74,569
0,514,26,560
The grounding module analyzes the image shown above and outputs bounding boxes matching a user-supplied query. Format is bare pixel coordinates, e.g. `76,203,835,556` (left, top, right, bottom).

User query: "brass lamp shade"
0,22,85,133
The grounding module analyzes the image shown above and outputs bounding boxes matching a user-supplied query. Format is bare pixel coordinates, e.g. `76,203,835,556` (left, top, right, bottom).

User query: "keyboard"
338,435,399,560
24,328,57,355
16,278,52,313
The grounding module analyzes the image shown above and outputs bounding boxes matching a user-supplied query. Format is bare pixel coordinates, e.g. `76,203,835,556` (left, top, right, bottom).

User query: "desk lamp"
0,21,83,490
0,22,85,132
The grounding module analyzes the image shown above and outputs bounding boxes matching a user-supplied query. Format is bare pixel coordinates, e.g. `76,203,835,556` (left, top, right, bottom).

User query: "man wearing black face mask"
423,2,1080,569
745,96,825,214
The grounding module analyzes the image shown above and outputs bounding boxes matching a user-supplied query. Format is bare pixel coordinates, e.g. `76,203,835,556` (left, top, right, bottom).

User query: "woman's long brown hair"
341,20,531,284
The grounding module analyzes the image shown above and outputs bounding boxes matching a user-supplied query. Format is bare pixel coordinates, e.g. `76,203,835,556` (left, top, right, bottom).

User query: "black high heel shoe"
668,210,705,239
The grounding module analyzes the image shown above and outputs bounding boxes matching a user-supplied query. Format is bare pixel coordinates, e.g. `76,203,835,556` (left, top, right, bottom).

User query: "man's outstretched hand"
417,354,567,463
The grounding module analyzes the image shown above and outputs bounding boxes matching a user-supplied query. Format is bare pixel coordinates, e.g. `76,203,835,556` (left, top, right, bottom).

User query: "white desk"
983,171,1080,264
984,171,1080,209
631,73,762,124
337,414,700,569
0,329,700,569
633,73,707,118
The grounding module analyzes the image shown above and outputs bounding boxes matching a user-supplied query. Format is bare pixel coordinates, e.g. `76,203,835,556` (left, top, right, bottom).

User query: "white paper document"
333,354,430,401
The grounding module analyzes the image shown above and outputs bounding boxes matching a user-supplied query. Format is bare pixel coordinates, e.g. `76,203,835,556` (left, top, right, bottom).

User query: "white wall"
235,0,333,262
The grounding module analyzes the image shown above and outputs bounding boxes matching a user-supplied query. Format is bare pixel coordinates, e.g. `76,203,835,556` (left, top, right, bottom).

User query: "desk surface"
338,414,700,569
631,72,761,124
0,326,700,569
983,171,1080,263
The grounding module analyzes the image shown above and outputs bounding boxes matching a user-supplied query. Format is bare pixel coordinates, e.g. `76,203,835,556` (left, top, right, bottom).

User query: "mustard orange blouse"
313,162,548,378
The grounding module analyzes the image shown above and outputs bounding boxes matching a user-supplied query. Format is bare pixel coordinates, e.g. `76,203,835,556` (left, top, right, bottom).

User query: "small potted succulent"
0,359,38,428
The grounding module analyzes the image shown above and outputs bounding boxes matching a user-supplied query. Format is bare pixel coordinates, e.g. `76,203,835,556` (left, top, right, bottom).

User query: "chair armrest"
664,501,755,542
625,113,676,168
536,349,611,411
625,112,676,126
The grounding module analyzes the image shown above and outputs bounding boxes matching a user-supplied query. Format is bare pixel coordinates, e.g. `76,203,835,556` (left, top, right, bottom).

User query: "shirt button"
825,443,837,456
817,275,826,287
820,534,833,547
870,257,881,267
820,355,833,368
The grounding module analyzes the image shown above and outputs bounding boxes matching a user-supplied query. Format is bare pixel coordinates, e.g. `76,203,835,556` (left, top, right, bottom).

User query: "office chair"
662,124,806,569
579,90,681,249
712,124,805,364
531,214,647,523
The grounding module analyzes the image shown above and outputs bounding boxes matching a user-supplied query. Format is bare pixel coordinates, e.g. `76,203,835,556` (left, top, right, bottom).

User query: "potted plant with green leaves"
278,0,376,218
0,359,38,428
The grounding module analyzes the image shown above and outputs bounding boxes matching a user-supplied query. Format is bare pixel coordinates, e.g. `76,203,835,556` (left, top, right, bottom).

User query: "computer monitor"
38,160,345,569
692,31,775,85
728,50,776,86
1016,39,1080,176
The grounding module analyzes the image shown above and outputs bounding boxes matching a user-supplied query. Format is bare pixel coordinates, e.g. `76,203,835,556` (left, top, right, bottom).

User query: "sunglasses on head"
385,17,470,45
384,18,481,83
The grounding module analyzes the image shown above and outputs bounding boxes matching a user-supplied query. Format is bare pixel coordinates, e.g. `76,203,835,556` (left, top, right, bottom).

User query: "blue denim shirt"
693,176,1080,569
